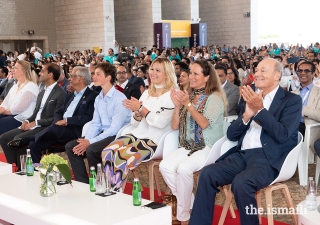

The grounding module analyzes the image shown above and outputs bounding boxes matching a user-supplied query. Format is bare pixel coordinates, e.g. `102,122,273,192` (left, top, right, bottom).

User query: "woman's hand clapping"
123,97,142,112
170,89,190,107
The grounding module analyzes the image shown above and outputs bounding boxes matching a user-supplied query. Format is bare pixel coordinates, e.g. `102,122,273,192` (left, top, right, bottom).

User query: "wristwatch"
187,102,192,107
138,105,143,113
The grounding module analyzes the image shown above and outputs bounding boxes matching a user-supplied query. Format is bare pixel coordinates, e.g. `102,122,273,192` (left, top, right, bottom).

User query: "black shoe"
7,138,27,149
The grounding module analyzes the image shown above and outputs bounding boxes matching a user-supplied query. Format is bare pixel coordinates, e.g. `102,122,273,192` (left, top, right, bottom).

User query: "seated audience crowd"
1,41,320,225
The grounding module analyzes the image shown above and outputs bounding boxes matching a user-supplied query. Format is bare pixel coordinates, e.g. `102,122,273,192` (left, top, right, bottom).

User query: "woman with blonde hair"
0,60,38,135
159,60,228,224
101,58,177,190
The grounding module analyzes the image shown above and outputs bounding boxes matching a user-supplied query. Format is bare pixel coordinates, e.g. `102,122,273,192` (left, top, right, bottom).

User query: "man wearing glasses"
28,66,98,164
292,61,320,136
115,65,141,100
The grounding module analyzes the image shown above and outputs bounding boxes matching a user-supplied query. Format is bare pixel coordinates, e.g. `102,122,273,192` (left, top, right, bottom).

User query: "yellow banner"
162,20,191,37
93,47,100,54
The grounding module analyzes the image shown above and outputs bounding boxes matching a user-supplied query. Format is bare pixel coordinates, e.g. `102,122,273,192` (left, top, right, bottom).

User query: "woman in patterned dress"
101,58,178,191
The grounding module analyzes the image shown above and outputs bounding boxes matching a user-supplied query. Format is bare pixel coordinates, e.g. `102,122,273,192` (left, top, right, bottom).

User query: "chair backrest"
115,124,134,139
162,130,179,158
223,120,231,134
148,130,175,161
195,122,230,171
270,132,303,185
220,139,238,156
81,121,92,137
224,115,238,123
196,136,228,172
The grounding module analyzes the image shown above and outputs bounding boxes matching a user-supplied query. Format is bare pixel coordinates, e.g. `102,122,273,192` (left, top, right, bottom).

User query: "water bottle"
89,166,96,192
132,178,142,206
306,177,317,211
26,149,34,176
95,163,104,194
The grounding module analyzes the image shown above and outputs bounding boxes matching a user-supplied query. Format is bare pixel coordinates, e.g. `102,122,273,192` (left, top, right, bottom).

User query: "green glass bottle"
132,178,142,206
89,166,96,192
26,149,34,176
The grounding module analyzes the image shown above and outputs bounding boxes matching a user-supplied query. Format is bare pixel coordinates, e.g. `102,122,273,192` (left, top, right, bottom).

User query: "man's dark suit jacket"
123,82,141,99
0,78,8,95
223,80,240,116
53,87,98,138
219,86,302,172
0,78,14,100
91,85,102,93
27,83,66,126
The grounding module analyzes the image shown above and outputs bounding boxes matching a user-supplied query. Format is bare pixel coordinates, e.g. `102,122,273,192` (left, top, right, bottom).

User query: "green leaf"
47,163,54,173
56,164,73,186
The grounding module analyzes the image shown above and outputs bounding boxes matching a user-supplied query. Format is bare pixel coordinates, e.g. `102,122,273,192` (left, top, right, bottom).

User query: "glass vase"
40,172,56,197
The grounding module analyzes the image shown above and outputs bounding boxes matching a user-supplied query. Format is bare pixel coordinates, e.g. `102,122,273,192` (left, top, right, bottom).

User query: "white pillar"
103,0,116,50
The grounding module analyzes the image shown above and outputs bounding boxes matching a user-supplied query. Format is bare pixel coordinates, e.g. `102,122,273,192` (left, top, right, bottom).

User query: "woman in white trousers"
160,60,228,224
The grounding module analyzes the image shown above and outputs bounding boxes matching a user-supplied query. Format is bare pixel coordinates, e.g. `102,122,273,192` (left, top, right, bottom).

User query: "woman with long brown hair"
160,60,228,224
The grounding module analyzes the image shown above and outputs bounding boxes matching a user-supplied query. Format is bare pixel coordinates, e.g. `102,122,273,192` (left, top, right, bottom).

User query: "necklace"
154,84,164,89
193,87,205,95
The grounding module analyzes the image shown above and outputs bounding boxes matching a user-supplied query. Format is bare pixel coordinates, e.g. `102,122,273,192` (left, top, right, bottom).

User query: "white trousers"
159,146,210,221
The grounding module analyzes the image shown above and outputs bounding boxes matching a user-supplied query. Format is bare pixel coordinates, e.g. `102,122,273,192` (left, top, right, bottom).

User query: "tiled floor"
1,148,319,225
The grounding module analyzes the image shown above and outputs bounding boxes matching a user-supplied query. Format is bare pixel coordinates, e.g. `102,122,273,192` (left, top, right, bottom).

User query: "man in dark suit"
215,64,240,116
115,65,141,99
0,67,9,95
190,58,302,225
0,63,66,169
0,78,14,103
28,66,98,163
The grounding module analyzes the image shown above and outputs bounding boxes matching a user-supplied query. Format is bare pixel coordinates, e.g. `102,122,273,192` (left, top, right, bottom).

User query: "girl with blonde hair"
0,60,39,135
102,58,177,190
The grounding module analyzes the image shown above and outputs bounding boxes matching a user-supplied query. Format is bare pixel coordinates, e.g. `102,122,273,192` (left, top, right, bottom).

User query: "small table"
0,162,11,176
297,196,320,225
0,173,171,225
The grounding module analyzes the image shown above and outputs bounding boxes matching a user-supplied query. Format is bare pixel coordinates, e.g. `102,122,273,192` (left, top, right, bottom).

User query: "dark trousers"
29,124,78,163
299,122,306,139
0,115,21,135
314,139,320,158
65,135,116,184
0,127,46,169
189,148,276,225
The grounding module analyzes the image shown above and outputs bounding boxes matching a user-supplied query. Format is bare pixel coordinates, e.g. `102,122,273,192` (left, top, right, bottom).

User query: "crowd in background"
0,40,320,225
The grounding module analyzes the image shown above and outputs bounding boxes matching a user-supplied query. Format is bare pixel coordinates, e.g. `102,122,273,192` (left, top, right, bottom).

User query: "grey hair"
73,66,91,85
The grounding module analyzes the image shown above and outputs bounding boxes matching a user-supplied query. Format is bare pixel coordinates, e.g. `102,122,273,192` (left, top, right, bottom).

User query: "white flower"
40,168,47,175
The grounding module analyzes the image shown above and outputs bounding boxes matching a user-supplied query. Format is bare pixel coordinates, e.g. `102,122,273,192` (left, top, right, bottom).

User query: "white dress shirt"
34,82,57,126
221,80,227,88
241,86,279,150
116,80,128,89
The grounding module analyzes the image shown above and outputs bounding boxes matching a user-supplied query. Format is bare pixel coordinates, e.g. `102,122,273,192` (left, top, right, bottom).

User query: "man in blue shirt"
292,61,320,136
65,62,131,184
28,66,98,163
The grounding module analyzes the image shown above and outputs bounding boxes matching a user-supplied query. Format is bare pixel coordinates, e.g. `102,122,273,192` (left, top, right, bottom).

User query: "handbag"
163,194,178,222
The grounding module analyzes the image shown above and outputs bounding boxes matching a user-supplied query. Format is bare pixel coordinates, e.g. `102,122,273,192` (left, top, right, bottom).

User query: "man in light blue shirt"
66,62,131,184
293,61,320,137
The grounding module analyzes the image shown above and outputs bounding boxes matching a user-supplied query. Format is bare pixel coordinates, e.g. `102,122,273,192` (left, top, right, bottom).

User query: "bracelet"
138,105,143,113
